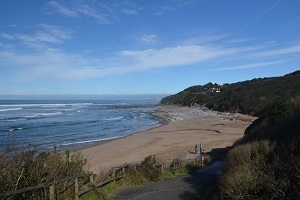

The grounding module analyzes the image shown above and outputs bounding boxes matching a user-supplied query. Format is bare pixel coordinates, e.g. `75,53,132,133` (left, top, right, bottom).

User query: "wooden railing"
0,157,201,199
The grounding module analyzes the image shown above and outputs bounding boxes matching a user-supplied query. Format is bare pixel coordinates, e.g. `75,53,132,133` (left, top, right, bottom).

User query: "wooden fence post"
112,169,116,179
161,164,164,175
49,184,55,200
173,162,176,170
90,174,94,183
75,178,79,200
122,166,125,174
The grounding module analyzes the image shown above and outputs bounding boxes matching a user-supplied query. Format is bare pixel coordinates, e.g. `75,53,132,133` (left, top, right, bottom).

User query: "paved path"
112,161,223,200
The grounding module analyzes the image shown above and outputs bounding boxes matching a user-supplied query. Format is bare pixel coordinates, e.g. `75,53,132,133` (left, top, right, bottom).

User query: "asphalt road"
111,161,223,200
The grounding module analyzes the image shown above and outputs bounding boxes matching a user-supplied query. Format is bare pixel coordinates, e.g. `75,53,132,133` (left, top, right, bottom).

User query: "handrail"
0,172,92,197
0,157,201,198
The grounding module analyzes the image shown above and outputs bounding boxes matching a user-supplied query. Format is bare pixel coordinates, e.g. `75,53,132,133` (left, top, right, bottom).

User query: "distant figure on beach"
195,145,199,154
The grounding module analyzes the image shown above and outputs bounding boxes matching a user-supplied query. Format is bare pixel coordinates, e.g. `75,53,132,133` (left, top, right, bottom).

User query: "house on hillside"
207,87,221,93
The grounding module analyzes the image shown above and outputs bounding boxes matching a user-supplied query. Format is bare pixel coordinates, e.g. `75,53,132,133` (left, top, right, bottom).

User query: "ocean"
0,99,162,152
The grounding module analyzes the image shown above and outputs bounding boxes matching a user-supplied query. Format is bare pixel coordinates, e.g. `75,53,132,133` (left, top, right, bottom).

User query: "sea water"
0,99,161,152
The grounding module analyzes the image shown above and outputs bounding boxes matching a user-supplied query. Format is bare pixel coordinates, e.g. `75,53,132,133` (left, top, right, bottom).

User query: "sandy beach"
80,106,256,174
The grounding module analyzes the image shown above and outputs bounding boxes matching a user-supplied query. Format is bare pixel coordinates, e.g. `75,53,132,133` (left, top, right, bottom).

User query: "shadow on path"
112,147,227,200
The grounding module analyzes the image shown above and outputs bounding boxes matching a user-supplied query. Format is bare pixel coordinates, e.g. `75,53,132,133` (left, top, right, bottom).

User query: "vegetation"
160,70,300,116
162,71,300,199
211,99,300,199
82,155,204,200
0,145,87,199
160,83,219,106
1,146,203,200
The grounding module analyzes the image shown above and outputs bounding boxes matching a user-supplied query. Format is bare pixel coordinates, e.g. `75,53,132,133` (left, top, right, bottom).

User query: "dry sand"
80,106,256,174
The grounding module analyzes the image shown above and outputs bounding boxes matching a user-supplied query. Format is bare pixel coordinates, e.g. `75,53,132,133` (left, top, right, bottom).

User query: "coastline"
79,105,256,174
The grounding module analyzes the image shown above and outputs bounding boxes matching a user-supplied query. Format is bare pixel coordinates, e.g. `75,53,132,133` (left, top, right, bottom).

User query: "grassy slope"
212,100,300,199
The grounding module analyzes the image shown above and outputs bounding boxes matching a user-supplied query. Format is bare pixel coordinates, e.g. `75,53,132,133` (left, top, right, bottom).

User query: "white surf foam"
7,127,23,132
102,117,124,121
56,136,123,147
25,112,62,118
0,107,22,112
0,103,93,108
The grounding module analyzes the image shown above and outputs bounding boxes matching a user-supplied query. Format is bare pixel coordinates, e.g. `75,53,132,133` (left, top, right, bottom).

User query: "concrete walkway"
112,161,223,200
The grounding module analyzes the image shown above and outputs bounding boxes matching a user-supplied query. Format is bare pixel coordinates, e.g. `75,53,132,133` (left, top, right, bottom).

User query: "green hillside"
160,83,220,106
160,70,300,116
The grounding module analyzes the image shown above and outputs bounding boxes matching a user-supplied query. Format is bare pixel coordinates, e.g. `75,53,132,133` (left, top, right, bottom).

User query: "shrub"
215,139,300,199
244,100,300,142
266,99,295,123
0,146,87,198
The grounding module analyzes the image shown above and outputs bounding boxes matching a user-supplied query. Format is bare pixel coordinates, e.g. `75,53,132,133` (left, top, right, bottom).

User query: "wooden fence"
0,157,201,199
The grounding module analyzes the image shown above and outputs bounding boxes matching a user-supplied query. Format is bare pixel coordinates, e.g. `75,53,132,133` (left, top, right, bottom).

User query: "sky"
0,0,300,96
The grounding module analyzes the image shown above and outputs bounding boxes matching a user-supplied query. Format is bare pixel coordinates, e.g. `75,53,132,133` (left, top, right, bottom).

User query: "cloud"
255,44,300,57
136,34,157,44
77,4,111,24
122,8,138,15
159,0,197,12
44,0,197,24
13,24,73,49
45,0,129,24
45,1,119,24
225,38,252,44
46,1,78,17
0,33,14,40
119,1,144,15
233,0,282,37
211,61,283,71
1,25,298,81
120,45,237,69
184,34,231,45
0,44,238,80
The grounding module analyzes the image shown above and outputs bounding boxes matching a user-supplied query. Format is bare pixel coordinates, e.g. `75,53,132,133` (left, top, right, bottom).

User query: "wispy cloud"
233,0,282,37
0,33,14,40
0,44,238,80
12,24,73,49
1,23,298,81
225,38,252,44
46,1,78,17
254,44,300,57
120,45,237,69
118,1,142,15
45,1,117,24
45,0,140,24
135,34,157,44
184,34,231,45
122,8,138,15
77,4,111,24
160,0,197,12
211,60,284,71
44,0,197,24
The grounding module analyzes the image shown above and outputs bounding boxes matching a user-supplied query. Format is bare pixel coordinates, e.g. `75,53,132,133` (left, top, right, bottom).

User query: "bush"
216,139,300,199
266,100,295,123
0,146,87,198
217,141,279,199
243,100,300,142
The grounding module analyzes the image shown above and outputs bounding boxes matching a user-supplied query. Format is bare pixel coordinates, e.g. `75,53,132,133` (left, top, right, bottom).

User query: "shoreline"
79,105,256,174
74,108,167,152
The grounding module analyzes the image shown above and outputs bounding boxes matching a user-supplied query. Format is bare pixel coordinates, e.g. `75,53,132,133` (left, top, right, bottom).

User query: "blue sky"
0,0,300,96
